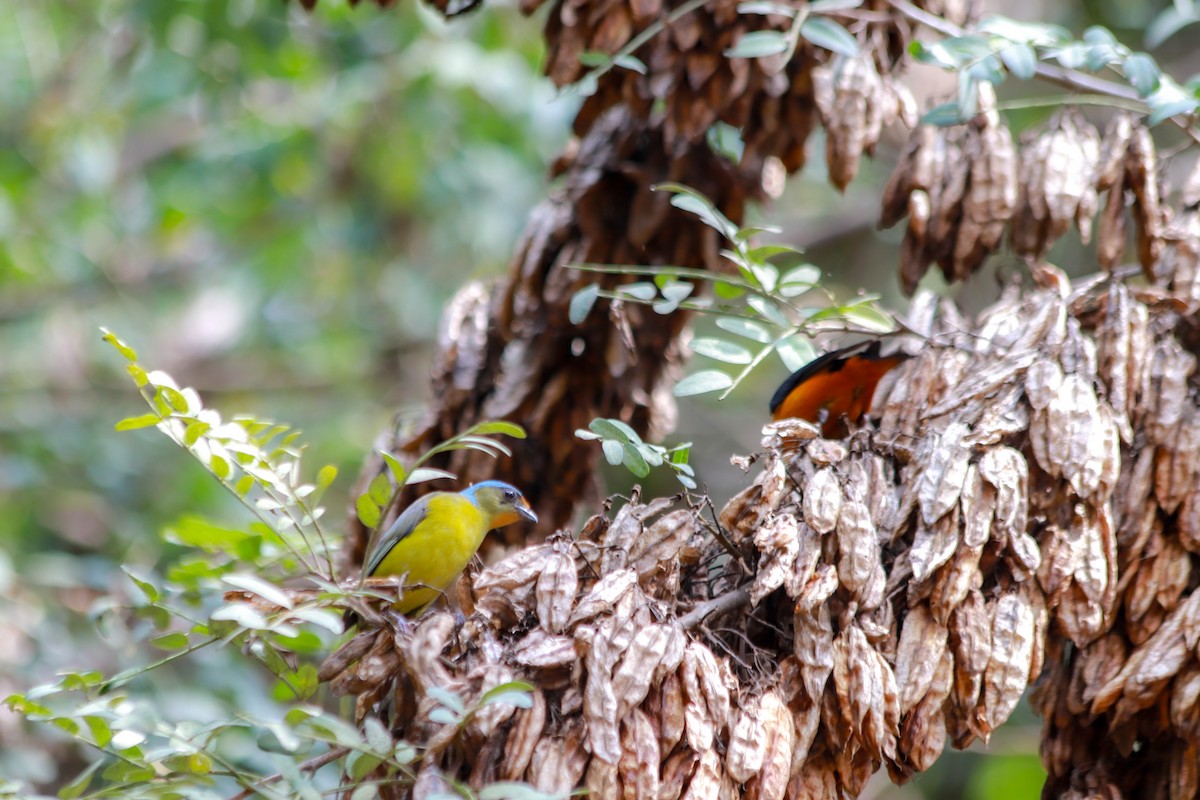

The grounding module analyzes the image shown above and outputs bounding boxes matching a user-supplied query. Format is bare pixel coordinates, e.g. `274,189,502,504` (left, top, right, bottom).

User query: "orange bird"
769,341,909,438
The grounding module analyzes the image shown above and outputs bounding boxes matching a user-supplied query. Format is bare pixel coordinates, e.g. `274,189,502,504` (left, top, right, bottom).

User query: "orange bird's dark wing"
769,341,909,438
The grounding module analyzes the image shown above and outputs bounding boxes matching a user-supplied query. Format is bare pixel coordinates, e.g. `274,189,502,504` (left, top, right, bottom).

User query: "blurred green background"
0,0,1190,795
0,0,568,787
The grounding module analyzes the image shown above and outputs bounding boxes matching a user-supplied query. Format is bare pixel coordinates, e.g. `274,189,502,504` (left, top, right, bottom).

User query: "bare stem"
679,587,752,629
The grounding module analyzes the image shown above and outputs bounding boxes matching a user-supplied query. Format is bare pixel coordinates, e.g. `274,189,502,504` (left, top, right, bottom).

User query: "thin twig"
701,495,747,570
229,746,350,800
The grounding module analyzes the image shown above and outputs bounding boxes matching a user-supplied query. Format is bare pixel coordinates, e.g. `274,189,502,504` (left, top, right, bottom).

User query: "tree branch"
679,587,751,629
229,746,350,800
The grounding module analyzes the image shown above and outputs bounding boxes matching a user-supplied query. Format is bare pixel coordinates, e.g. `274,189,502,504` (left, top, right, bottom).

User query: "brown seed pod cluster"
415,0,959,176
880,86,1017,294
882,108,1180,295
323,268,1199,798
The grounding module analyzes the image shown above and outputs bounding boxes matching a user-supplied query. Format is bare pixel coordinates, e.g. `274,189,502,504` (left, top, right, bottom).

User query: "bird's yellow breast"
372,493,489,614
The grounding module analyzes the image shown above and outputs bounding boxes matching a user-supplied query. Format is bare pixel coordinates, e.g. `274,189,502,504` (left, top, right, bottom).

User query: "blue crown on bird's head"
462,479,521,497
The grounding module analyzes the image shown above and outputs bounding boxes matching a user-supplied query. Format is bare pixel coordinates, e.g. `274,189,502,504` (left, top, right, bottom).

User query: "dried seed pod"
501,689,546,780
1169,662,1200,737
658,669,687,755
978,446,1029,548
794,565,838,702
1143,338,1196,446
726,696,769,783
613,623,686,717
747,690,794,800
1096,174,1129,271
837,499,880,595
1011,128,1050,258
1160,207,1200,309
981,592,1035,738
512,630,577,669
1034,373,1115,501
896,650,954,776
468,663,525,740
568,568,638,627
751,513,800,605
629,509,696,580
894,606,950,714
601,499,647,573
881,122,937,228
720,458,789,540
1181,490,1200,553
617,709,660,799
1124,123,1164,279
475,544,554,593
682,643,731,752
586,755,620,798
536,547,579,634
951,118,1018,278
1044,113,1097,243
930,542,983,625
959,464,995,549
916,421,972,525
1154,407,1200,513
927,130,969,270
910,507,960,584
1074,120,1102,243
682,747,722,799
1095,281,1142,438
1091,591,1200,719
1095,113,1135,191
803,467,843,534
661,749,698,800
583,627,623,764
785,520,822,598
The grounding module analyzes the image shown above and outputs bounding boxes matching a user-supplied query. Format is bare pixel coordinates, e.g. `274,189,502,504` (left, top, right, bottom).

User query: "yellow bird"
364,480,538,614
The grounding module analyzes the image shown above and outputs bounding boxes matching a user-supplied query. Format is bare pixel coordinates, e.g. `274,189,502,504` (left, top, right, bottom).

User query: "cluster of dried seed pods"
880,86,1017,294
881,107,1182,295
411,0,963,177
320,260,1200,798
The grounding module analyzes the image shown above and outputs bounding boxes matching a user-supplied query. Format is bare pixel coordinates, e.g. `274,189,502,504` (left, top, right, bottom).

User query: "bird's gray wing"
364,497,432,576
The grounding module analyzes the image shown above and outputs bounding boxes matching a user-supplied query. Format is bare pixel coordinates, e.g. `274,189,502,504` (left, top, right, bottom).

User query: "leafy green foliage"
570,183,895,404
729,0,859,62
909,15,1200,126
103,328,341,581
1,331,543,798
576,418,697,490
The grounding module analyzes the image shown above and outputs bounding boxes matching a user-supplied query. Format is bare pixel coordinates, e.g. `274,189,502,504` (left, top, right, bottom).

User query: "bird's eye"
503,489,516,502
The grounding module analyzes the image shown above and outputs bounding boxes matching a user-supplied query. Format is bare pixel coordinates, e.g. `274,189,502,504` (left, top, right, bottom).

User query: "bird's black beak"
517,501,538,524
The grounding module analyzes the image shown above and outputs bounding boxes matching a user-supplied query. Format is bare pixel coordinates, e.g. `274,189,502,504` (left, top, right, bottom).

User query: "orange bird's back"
769,341,909,438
